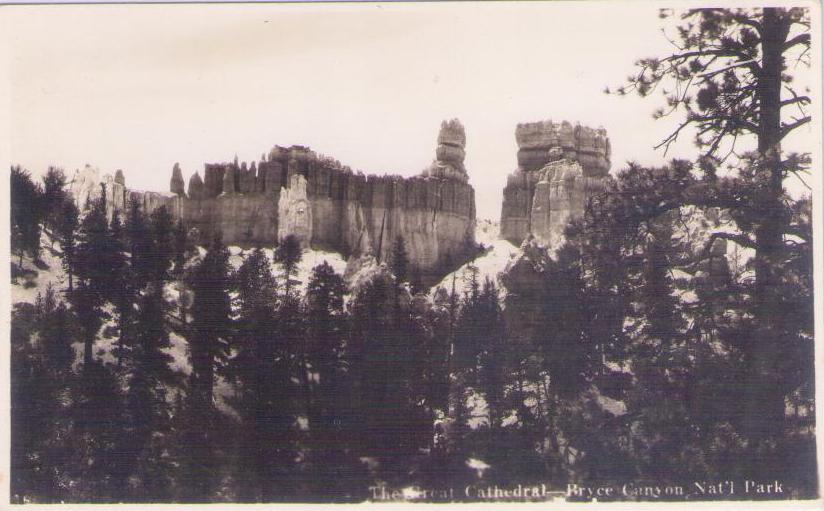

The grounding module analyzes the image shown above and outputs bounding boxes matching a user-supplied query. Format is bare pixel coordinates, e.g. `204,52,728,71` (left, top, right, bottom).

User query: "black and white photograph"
3,1,822,505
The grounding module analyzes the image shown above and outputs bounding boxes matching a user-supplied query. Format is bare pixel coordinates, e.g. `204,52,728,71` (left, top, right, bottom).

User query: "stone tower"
500,120,610,247
421,119,469,183
170,163,185,196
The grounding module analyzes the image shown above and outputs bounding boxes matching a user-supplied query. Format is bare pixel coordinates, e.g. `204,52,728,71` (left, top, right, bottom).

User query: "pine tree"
149,206,175,283
72,280,104,371
235,247,278,316
474,278,507,431
75,186,116,300
125,197,152,290
349,270,429,459
305,262,346,387
42,167,68,233
36,284,76,373
107,210,133,366
453,264,483,374
68,356,124,501
418,285,478,491
349,275,394,457
614,6,812,443
11,290,76,502
11,166,44,267
188,235,233,408
619,216,696,481
426,287,456,415
172,219,188,277
303,262,350,495
537,245,592,401
178,235,233,501
435,272,467,462
390,235,409,284
498,240,603,483
71,189,111,369
57,199,80,292
275,234,303,298
118,284,180,500
229,247,297,501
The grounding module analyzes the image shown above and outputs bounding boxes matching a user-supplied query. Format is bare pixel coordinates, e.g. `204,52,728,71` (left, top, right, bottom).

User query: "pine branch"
780,116,811,139
782,33,810,51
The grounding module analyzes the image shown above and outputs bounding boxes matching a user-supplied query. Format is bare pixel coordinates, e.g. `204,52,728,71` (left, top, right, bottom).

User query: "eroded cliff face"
69,164,103,210
278,174,312,248
74,120,477,283
501,120,610,248
514,120,610,175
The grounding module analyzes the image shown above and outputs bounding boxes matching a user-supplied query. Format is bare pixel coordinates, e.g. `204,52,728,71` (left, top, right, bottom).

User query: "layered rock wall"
501,120,610,247
514,120,610,175
76,121,476,282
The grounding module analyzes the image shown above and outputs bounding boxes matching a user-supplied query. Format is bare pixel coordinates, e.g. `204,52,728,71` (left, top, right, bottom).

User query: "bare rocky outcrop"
72,120,477,283
222,165,237,195
170,163,185,196
501,120,610,248
422,119,469,183
188,172,204,201
514,120,610,175
277,174,312,247
69,164,102,209
203,164,225,198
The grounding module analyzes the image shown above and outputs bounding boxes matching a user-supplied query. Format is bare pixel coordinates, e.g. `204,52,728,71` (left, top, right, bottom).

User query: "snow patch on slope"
432,220,521,296
10,237,67,304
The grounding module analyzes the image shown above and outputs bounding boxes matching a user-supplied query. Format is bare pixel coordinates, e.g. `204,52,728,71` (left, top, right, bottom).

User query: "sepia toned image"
4,1,821,505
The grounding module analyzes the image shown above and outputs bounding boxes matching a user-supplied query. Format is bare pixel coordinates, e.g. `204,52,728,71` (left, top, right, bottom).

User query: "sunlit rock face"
70,120,477,283
514,120,610,175
69,164,102,209
501,120,610,248
278,174,312,248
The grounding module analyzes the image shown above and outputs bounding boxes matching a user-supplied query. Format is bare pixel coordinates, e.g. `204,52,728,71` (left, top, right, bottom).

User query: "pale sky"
4,1,815,220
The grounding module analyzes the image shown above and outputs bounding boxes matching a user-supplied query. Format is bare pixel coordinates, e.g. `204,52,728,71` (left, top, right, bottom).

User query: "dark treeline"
9,7,816,503
10,158,815,503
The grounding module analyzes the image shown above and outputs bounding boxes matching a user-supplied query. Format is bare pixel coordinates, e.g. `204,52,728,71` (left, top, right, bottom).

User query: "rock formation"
73,121,477,284
188,172,204,201
277,174,312,247
69,164,102,209
170,163,185,196
222,165,237,195
501,120,610,247
422,119,469,183
203,164,225,198
514,120,610,175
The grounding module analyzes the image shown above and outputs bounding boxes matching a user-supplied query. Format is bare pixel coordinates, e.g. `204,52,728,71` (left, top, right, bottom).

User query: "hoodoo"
422,119,469,183
500,120,610,247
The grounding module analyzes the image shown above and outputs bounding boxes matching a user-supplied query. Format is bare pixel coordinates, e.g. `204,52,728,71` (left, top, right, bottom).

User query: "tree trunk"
116,298,127,368
745,7,791,442
83,331,94,370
